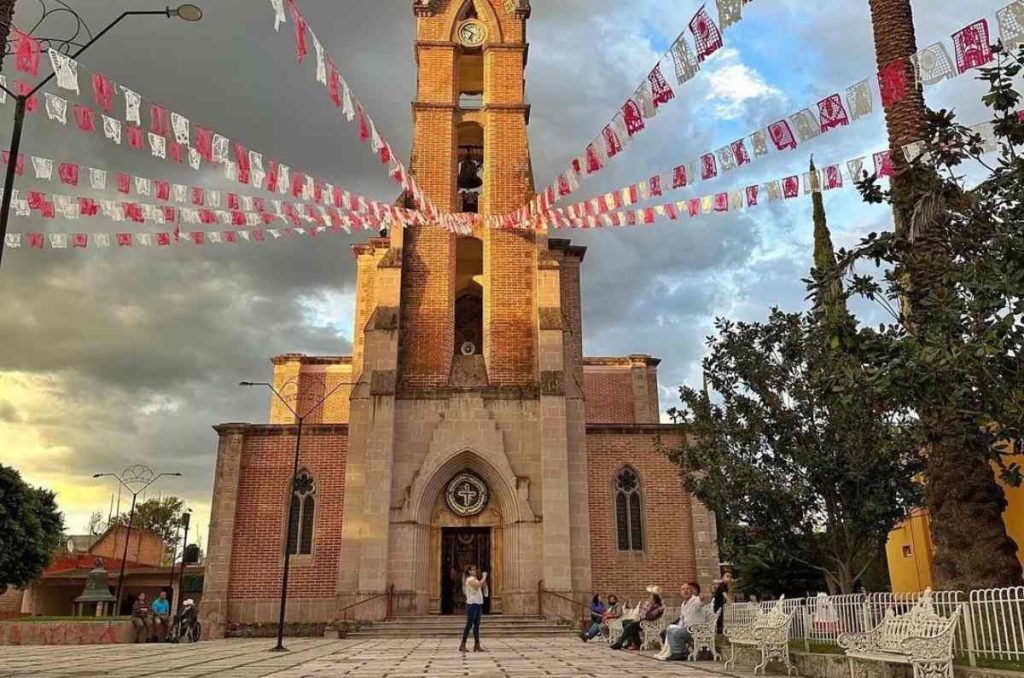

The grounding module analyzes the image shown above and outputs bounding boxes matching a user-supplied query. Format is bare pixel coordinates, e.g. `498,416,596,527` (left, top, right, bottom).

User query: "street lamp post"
175,509,192,617
92,465,182,614
0,4,203,273
239,377,354,652
167,507,192,608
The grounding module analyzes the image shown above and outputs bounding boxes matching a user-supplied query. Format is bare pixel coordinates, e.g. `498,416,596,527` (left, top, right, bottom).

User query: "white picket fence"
721,587,1024,666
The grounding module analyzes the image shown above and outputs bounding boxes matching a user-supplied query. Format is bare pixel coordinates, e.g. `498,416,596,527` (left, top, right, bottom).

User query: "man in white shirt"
459,565,488,653
657,582,705,661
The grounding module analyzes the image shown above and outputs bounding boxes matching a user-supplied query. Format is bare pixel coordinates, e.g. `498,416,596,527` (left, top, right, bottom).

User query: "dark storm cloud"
0,0,1005,531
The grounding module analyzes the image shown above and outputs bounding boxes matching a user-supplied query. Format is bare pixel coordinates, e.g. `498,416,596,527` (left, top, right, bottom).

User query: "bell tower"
400,0,537,389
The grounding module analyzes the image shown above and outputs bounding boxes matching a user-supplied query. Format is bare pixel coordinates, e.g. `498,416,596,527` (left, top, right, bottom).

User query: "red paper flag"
328,61,342,107
58,162,79,186
714,193,729,212
701,153,717,180
196,126,213,161
117,173,131,194
234,143,251,185
746,185,759,206
116,233,133,247
124,202,144,223
28,232,45,249
649,174,663,197
192,187,205,206
190,231,205,245
873,150,894,178
825,165,843,190
255,197,267,213
163,207,177,223
73,233,88,248
126,125,144,149
672,164,689,189
602,125,622,158
648,65,675,107
227,193,240,210
782,175,800,198
73,105,95,132
223,231,238,244
731,139,751,166
150,104,170,136
622,99,645,136
200,209,215,225
13,28,41,76
169,142,184,164
357,105,371,143
252,229,266,242
231,211,246,226
267,160,280,193
155,180,171,201
817,94,850,132
3,151,25,176
27,191,45,210
91,73,116,112
286,0,308,63
688,198,700,217
157,232,172,246
952,19,993,74
586,143,604,174
768,120,797,150
40,201,54,218
78,197,98,216
689,6,723,62
878,59,907,108
291,172,304,199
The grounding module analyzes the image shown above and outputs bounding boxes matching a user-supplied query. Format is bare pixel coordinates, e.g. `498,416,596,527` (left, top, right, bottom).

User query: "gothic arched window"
614,466,644,552
287,471,316,556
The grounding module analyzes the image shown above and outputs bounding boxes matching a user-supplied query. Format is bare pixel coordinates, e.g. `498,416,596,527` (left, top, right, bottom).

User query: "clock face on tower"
458,19,487,47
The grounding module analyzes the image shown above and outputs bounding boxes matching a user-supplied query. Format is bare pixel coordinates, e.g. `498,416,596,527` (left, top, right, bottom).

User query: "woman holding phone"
459,564,488,652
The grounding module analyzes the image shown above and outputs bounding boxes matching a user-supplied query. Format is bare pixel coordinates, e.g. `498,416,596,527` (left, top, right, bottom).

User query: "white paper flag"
134,176,152,197
0,75,6,105
717,0,742,29
208,190,222,208
971,122,998,153
223,161,238,182
148,133,167,158
999,1,1024,49
208,231,223,244
268,229,282,239
171,112,190,145
912,43,956,86
4,233,20,249
790,109,820,141
44,93,67,124
847,157,866,180
173,184,188,204
100,200,124,222
238,230,251,242
93,233,111,248
13,200,29,216
32,157,53,181
271,0,286,30
278,166,290,195
716,146,737,172
189,147,202,171
136,233,154,247
846,80,874,121
49,233,69,249
212,134,230,163
341,80,355,121
670,33,699,84
241,195,254,211
103,115,122,144
53,195,76,219
48,49,79,94
312,33,327,85
750,130,769,158
123,87,142,125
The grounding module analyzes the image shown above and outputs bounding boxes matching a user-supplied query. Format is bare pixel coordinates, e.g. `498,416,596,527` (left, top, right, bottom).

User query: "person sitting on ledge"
611,586,664,651
151,590,171,642
131,592,155,643
580,594,606,641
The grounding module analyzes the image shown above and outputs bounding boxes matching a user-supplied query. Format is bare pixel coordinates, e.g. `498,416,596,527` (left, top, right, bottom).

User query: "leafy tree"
111,496,187,561
818,47,1024,590
0,464,64,594
668,159,922,594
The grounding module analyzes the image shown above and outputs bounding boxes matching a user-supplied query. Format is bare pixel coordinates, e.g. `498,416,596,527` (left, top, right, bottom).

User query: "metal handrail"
538,580,590,627
338,585,395,623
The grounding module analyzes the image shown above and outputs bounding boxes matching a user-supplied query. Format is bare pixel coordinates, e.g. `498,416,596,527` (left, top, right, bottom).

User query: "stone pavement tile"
0,638,748,677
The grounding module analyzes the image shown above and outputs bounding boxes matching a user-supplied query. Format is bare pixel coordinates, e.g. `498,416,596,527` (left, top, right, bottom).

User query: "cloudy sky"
0,0,1004,541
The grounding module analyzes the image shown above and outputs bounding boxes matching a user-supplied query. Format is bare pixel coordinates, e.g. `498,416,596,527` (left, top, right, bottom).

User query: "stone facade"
199,0,717,636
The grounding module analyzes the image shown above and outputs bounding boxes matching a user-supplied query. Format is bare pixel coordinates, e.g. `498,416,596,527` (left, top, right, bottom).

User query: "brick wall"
227,427,347,600
586,427,698,604
583,370,637,424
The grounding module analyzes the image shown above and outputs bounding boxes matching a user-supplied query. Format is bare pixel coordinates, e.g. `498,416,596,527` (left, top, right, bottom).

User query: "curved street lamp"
93,466,182,613
0,5,204,274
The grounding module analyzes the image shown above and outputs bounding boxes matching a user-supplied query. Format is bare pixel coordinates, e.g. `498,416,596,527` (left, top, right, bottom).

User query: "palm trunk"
868,0,1023,590
0,0,16,74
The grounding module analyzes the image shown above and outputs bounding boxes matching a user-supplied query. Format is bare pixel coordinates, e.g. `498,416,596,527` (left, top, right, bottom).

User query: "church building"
199,0,718,637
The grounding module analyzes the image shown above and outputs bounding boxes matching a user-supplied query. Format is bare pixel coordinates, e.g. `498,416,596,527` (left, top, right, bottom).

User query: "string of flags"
0,35,428,230
511,0,1022,226
4,115,1001,250
268,0,437,219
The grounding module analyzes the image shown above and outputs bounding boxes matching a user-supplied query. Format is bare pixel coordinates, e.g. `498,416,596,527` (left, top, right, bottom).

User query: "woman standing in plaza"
459,565,488,653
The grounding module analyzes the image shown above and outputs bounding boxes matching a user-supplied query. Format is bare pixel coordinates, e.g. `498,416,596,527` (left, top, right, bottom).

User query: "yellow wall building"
886,456,1024,591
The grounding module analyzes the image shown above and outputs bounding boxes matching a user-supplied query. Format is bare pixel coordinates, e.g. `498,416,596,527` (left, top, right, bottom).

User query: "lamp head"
174,4,203,22
239,381,254,387
169,472,183,477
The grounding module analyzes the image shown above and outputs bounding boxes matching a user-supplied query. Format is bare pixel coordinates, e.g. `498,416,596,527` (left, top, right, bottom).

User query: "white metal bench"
838,589,960,678
725,597,798,675
605,601,641,645
641,613,670,651
689,605,722,661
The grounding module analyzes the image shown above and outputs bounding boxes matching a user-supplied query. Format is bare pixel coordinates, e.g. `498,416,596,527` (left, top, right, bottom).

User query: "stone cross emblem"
445,472,489,517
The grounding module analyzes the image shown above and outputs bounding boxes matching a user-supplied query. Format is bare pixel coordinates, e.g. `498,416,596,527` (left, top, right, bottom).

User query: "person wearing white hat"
611,585,664,651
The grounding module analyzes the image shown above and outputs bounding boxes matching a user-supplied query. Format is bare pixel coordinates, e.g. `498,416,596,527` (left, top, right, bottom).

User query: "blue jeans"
585,621,602,639
665,625,693,659
462,603,483,645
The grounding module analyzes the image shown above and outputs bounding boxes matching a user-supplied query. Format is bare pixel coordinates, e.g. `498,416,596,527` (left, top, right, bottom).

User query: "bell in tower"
457,157,483,191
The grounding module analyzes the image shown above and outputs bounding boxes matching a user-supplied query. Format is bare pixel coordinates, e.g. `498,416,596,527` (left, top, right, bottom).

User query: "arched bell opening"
455,236,484,356
457,122,484,213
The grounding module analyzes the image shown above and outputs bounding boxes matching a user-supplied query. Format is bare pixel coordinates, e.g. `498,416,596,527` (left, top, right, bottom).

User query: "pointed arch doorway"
429,470,503,615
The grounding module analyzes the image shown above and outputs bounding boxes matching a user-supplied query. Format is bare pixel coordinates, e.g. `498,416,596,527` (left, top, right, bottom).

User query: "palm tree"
0,0,17,73
867,0,1022,590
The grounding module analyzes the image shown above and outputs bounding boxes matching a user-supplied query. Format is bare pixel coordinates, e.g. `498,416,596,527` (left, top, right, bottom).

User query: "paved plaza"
0,638,742,677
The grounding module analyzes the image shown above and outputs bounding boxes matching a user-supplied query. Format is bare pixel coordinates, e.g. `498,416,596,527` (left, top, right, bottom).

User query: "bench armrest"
899,629,956,661
838,629,881,653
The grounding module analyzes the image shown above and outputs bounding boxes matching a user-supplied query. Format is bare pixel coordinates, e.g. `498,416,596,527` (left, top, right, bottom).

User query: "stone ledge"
0,619,134,645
